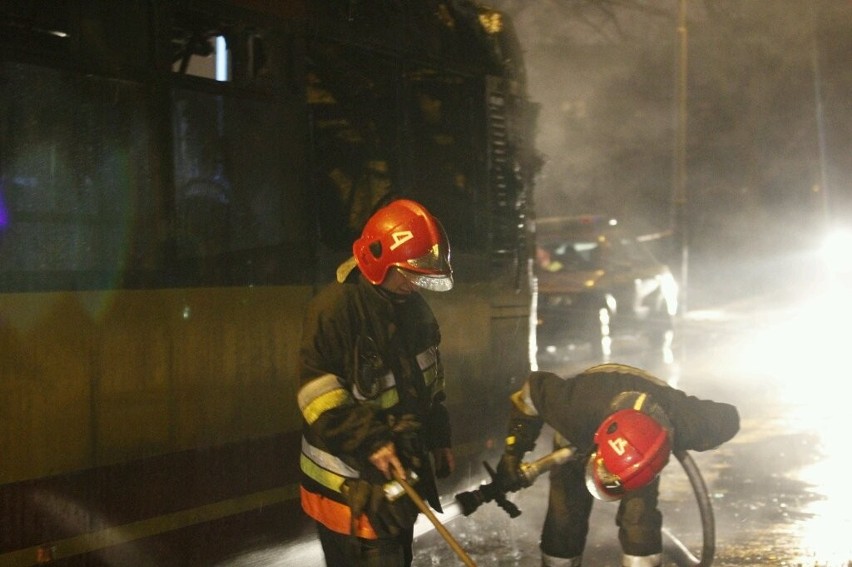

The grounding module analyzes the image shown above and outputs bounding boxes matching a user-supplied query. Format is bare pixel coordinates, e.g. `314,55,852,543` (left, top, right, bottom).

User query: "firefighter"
495,364,740,567
297,199,456,566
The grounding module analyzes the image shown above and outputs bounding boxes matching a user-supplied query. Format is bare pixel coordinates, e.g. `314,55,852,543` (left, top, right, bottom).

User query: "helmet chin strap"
376,285,414,304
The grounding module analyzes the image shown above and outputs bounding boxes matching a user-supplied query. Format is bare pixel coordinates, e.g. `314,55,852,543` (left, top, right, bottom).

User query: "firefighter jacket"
297,270,451,538
512,363,739,457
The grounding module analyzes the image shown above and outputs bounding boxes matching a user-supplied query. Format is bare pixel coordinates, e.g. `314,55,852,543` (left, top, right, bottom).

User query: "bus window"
167,7,307,287
0,62,157,292
171,9,232,82
406,71,480,251
172,34,230,81
308,41,399,252
169,88,307,286
170,10,274,86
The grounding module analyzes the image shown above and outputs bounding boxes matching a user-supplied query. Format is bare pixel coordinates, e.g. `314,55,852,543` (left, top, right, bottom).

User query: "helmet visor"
399,267,454,292
584,453,624,501
399,242,453,291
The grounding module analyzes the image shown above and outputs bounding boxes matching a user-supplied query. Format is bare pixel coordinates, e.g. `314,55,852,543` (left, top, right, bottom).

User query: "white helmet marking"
389,230,414,251
608,437,629,456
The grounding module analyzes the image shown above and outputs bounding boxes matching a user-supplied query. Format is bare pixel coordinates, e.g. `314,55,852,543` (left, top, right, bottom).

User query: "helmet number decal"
608,437,629,456
389,230,414,251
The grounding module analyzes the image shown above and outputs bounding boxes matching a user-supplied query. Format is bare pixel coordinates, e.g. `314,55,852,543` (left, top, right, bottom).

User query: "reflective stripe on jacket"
298,345,439,490
297,273,449,537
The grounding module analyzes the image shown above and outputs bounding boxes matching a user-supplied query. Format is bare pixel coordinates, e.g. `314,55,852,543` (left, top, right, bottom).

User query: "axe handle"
392,470,477,567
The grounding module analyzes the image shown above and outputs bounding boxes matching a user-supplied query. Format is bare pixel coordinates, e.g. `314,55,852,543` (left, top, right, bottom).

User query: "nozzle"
454,449,575,519
454,460,522,518
455,489,486,516
383,470,419,501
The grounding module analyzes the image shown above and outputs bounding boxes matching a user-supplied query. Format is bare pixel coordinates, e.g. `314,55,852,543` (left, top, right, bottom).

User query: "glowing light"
0,179,8,229
215,36,229,82
820,229,852,274
478,11,503,34
792,448,852,564
727,281,852,563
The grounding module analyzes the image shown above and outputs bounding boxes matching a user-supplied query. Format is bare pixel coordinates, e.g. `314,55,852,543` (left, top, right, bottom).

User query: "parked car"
534,215,678,358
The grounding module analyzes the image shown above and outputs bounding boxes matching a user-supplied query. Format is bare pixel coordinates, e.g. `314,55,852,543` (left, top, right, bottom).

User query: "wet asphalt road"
219,274,852,567
414,281,852,566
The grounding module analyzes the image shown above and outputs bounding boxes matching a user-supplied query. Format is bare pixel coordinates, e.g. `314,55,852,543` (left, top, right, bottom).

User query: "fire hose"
454,448,716,567
669,450,715,567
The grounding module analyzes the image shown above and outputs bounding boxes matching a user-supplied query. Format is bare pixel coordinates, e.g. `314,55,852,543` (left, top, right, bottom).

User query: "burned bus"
0,1,539,564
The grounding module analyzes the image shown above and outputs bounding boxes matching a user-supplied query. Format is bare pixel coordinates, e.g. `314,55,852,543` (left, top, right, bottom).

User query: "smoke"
491,0,852,306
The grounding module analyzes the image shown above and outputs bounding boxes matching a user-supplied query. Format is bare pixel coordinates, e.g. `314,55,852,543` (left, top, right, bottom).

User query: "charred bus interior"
0,1,539,564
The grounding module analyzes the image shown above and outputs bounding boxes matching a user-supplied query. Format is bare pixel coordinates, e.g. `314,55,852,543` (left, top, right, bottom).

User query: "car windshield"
537,234,653,273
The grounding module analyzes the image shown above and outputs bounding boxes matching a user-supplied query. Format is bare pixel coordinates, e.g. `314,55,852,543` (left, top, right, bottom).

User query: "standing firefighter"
298,199,456,566
495,364,740,567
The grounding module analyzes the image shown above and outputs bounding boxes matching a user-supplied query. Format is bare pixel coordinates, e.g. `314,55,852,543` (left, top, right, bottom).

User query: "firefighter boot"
542,552,582,566
622,553,662,567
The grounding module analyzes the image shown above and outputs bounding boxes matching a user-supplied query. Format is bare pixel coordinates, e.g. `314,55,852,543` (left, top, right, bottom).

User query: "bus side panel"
0,0,539,563
1,294,97,484
0,287,309,560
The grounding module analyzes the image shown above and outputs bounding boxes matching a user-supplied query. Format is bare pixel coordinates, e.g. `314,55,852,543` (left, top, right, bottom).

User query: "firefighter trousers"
316,521,414,567
540,460,663,560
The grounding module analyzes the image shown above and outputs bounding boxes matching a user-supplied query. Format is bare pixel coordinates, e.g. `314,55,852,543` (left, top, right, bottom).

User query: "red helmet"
352,199,453,291
585,408,671,501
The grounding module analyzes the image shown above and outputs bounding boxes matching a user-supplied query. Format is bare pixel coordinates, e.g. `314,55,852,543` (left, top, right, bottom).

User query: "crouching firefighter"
297,199,456,566
494,364,739,567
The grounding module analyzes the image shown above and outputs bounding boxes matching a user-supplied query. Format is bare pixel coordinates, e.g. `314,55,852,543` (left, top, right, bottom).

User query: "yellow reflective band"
581,363,668,387
376,387,400,409
431,376,445,399
300,452,347,492
302,388,352,425
301,438,359,478
422,365,439,388
298,373,346,412
633,393,648,411
352,370,396,402
417,347,437,371
417,348,441,389
506,435,517,446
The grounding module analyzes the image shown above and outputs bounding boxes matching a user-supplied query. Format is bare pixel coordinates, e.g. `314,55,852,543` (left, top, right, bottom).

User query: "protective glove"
505,412,544,457
341,478,420,537
387,413,425,470
496,409,544,492
495,452,526,493
372,483,420,536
